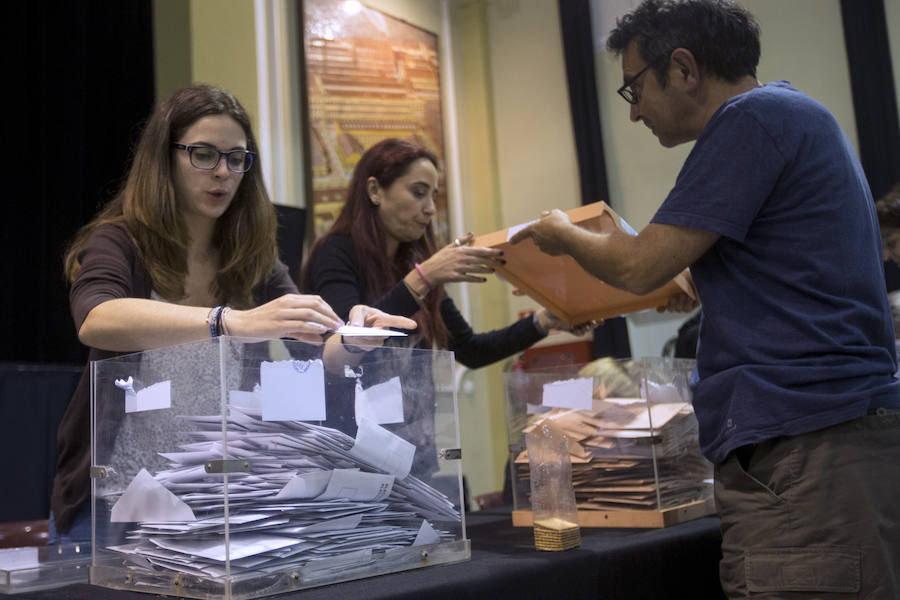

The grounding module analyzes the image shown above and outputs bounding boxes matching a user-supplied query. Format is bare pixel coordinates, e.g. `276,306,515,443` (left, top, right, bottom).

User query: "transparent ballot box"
504,357,714,528
0,543,91,593
89,337,469,599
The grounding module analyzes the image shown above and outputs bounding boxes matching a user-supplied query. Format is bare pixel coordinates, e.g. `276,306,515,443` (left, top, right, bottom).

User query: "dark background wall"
2,1,156,366
0,0,154,522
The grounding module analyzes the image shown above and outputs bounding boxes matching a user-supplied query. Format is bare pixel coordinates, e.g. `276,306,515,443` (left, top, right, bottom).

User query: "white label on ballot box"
116,377,172,413
542,377,593,410
260,359,326,422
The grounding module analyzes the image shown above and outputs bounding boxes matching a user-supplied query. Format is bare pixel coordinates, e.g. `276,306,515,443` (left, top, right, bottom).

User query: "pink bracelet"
414,263,433,289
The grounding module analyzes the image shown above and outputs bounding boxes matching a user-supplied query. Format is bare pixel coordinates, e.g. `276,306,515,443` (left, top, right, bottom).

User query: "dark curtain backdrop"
558,0,631,359
840,0,900,291
2,1,156,365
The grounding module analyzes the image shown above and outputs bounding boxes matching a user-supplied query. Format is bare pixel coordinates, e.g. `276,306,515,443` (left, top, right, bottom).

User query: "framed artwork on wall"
301,0,450,246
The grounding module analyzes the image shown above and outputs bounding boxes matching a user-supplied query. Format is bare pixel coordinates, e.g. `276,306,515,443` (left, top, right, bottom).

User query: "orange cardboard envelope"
472,202,694,324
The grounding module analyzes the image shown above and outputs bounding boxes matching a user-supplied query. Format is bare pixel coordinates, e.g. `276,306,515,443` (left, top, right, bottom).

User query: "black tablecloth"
2,510,724,600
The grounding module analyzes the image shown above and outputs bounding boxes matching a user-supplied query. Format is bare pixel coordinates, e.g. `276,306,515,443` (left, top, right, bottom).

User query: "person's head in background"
330,138,440,260
304,138,446,345
65,85,277,308
607,0,760,86
606,0,760,147
876,183,900,266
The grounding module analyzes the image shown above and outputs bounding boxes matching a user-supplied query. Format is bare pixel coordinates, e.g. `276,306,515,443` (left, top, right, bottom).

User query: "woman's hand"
416,232,505,287
534,308,598,336
344,305,417,350
225,294,345,343
656,292,700,313
329,305,418,360
347,304,417,331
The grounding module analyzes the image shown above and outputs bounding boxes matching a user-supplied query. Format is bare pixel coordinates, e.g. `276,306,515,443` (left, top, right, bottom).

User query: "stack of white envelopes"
105,404,460,579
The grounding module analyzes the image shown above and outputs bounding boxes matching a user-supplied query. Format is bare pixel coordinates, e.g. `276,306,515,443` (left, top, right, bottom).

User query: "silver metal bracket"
439,448,462,460
90,466,115,479
204,459,251,474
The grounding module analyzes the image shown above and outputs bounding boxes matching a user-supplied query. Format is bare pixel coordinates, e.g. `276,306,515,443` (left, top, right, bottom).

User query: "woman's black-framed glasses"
172,143,255,173
617,64,653,105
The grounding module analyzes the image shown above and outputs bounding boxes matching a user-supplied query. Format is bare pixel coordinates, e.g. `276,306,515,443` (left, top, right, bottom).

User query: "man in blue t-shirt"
511,1,900,597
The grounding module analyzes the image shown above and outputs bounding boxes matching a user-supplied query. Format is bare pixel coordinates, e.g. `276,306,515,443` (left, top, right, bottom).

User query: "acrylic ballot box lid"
0,543,91,593
89,337,469,599
504,357,715,528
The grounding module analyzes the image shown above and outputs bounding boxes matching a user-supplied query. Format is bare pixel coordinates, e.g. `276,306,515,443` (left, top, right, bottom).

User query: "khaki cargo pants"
714,408,900,599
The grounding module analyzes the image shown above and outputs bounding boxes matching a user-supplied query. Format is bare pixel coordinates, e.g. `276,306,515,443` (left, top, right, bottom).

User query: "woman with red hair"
303,137,572,365
302,138,577,477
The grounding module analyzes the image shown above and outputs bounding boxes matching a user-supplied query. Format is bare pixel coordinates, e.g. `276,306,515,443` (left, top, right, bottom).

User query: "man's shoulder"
727,81,829,121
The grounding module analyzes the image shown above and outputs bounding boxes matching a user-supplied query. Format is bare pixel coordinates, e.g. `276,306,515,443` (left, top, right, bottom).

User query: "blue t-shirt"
652,81,900,464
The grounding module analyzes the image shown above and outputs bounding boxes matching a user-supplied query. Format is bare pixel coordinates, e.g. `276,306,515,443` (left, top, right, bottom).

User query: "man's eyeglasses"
617,64,654,105
172,143,255,173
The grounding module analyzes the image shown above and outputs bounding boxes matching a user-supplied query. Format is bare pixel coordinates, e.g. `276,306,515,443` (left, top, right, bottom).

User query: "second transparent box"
504,357,714,528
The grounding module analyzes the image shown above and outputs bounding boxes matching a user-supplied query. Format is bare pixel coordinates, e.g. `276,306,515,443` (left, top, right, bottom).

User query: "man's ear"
366,177,381,206
670,47,700,93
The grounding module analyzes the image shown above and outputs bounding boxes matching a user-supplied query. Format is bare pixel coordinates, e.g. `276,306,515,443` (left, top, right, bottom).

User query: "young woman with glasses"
50,86,414,543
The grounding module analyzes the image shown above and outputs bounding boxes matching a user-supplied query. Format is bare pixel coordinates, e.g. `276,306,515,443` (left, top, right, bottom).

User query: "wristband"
404,279,427,303
208,305,224,338
414,263,433,290
220,307,232,336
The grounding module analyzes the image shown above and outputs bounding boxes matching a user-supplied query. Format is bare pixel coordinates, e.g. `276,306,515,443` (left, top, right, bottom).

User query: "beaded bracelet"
208,305,224,338
214,306,226,337
414,263,433,290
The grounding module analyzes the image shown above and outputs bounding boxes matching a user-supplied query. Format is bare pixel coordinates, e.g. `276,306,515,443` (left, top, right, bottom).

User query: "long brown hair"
304,138,447,347
64,85,277,308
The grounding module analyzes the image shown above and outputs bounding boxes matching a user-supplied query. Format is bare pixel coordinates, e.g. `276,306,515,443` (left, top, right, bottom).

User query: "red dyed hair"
303,138,447,347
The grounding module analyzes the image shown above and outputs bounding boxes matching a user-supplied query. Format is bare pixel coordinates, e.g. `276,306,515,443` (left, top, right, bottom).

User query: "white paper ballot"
111,468,196,522
273,470,332,500
349,419,415,479
542,377,593,410
506,218,540,241
354,377,404,425
260,359,326,422
229,389,261,410
412,519,440,546
336,325,408,337
116,377,171,413
149,533,299,562
315,469,394,502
